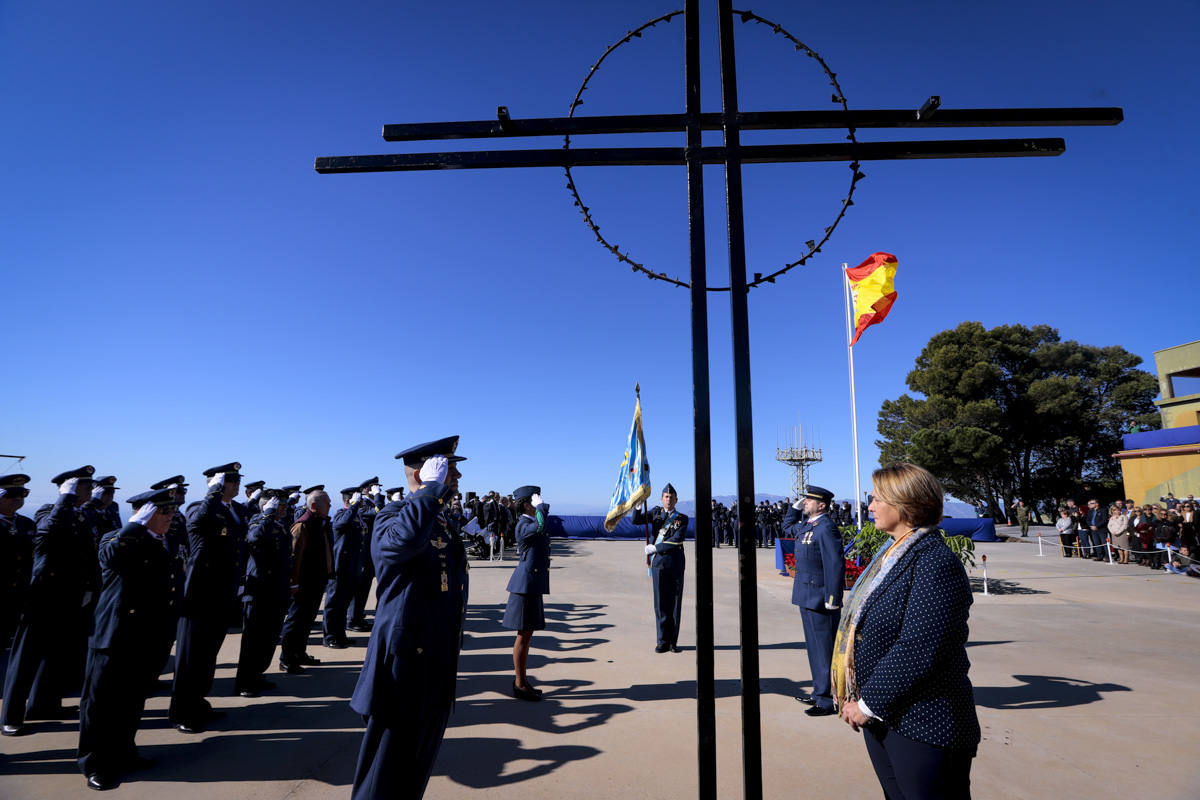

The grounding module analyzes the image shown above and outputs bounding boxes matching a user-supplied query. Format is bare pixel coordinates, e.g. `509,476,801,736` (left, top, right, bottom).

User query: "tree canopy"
876,322,1159,518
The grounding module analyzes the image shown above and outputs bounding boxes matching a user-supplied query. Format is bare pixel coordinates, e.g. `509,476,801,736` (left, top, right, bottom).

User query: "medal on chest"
433,534,450,591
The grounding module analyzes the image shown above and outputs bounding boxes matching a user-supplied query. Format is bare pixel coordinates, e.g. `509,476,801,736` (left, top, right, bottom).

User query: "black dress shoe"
804,705,836,717
670,645,682,653
346,623,371,632
298,653,321,665
86,773,118,791
324,639,349,650
1,723,27,736
512,681,543,702
238,688,260,698
654,644,669,653
794,693,815,705
279,660,304,674
175,722,203,734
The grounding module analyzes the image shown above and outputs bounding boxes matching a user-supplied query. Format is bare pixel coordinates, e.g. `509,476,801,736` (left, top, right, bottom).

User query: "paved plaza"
1,532,1198,799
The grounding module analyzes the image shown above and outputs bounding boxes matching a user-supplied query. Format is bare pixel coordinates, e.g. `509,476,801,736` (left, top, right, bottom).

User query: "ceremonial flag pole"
844,252,899,528
606,383,653,549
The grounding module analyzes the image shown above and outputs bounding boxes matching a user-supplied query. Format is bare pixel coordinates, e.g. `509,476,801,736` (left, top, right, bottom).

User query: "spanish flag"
846,252,898,346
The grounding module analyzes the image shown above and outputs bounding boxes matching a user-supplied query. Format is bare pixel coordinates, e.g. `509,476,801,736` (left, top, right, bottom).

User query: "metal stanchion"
1036,532,1045,557
1106,537,1114,565
981,553,989,596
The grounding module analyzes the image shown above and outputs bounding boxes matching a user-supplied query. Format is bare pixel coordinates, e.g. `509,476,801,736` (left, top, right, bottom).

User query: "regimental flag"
604,390,651,532
846,252,898,346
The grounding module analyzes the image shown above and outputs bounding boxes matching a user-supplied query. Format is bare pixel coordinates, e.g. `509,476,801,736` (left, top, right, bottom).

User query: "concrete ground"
2,531,1198,799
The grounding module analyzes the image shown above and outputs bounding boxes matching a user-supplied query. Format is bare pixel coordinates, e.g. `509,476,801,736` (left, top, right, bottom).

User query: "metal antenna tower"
776,422,822,501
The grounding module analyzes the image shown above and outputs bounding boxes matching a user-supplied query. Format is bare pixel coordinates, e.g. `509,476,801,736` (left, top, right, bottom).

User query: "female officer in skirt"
502,486,550,701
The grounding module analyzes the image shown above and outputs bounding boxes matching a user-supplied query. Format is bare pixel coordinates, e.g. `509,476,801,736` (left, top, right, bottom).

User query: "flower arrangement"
844,558,865,588
784,553,796,577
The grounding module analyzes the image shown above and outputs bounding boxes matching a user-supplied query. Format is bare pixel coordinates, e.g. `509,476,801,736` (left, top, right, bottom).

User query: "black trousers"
864,724,974,800
169,612,229,724
352,707,452,800
280,584,324,661
323,574,354,642
77,648,150,777
1,605,82,725
651,565,684,647
348,550,374,626
236,597,287,689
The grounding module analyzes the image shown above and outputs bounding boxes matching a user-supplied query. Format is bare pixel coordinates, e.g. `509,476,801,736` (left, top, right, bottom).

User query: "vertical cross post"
684,2,717,799
717,2,763,798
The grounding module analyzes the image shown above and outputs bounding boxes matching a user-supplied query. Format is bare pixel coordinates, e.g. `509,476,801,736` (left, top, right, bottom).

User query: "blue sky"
3,0,1197,513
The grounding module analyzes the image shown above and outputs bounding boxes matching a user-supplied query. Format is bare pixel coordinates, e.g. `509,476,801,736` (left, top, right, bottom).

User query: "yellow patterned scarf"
830,526,930,710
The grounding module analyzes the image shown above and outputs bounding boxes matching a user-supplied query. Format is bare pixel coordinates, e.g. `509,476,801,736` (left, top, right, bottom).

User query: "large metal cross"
316,2,1121,797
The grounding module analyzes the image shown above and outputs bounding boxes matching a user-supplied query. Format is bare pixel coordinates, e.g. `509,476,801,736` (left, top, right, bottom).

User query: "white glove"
263,497,280,514
81,591,93,607
645,544,657,555
130,503,157,526
531,493,543,506
289,492,301,504
207,473,226,490
419,456,449,484
60,477,80,495
792,500,803,510
369,485,381,496
350,491,362,506
249,488,262,501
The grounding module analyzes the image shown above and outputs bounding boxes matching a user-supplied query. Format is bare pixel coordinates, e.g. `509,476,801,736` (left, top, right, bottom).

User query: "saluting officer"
324,486,366,649
280,485,302,524
235,490,292,696
350,436,469,800
148,475,189,680
504,485,551,701
2,466,99,735
632,483,688,653
86,476,123,539
77,487,177,791
169,462,245,733
348,478,383,633
782,484,845,716
0,474,35,680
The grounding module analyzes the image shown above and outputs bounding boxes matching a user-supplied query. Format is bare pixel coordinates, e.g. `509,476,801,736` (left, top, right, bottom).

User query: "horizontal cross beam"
315,137,1064,174
381,107,1122,141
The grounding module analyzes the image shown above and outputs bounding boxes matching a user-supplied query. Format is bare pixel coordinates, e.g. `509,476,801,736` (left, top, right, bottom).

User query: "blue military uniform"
235,494,292,694
2,467,100,733
348,480,384,632
350,436,469,800
632,486,688,652
782,484,846,713
77,490,175,789
0,474,35,682
324,489,365,647
169,463,245,731
502,498,551,631
149,476,189,678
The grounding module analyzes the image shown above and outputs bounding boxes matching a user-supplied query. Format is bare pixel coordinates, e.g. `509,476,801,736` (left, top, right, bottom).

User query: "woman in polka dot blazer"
834,463,980,799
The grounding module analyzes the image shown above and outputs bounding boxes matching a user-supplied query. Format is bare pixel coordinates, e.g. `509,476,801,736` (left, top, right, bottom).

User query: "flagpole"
843,264,863,529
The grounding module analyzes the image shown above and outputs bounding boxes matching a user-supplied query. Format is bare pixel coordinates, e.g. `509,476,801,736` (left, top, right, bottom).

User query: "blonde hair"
871,462,944,528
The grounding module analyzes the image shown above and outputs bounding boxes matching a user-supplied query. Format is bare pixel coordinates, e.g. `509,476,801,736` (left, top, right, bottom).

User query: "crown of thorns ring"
563,9,863,292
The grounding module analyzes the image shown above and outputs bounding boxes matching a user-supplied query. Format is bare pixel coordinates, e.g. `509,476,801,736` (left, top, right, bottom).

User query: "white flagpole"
843,264,863,529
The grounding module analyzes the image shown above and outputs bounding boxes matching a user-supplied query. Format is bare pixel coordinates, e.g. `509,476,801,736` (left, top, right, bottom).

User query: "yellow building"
1114,340,1200,504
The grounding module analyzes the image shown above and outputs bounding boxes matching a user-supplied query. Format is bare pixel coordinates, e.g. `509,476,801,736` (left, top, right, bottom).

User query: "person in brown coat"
279,488,332,672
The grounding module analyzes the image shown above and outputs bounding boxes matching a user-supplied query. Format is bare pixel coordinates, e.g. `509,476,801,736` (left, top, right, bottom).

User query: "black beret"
512,485,541,503
803,484,834,505
394,436,466,467
51,466,95,485
244,480,266,492
201,462,242,478
150,475,188,490
126,487,179,511
302,484,325,494
662,483,677,496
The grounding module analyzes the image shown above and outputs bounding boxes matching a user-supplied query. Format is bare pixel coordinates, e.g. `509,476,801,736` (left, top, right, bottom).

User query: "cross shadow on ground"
974,674,1131,709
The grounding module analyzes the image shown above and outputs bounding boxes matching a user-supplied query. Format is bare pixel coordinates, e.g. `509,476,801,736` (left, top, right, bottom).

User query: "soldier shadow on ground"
974,674,1131,709
465,602,612,638
434,737,602,788
970,577,1050,595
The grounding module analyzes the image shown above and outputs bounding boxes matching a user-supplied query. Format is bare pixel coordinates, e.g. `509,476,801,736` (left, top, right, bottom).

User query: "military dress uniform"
2,467,100,733
77,489,176,790
149,476,189,678
169,463,245,732
348,480,384,632
350,437,469,800
781,485,846,714
235,494,292,695
502,492,550,632
0,474,35,681
632,487,688,653
324,490,365,647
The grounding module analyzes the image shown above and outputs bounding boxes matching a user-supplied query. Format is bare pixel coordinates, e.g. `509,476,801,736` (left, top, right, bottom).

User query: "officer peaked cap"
51,466,95,485
279,484,301,494
394,436,466,467
127,487,178,511
202,462,242,478
359,476,380,489
803,485,834,504
244,480,266,492
662,483,677,496
340,486,361,496
512,485,541,503
94,475,118,489
150,475,188,490
302,484,325,494
385,487,404,497
0,474,31,489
